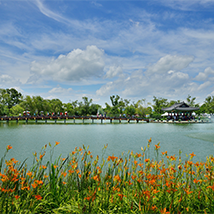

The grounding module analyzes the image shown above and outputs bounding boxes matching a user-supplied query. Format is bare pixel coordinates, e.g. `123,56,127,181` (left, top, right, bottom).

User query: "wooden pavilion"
161,102,200,121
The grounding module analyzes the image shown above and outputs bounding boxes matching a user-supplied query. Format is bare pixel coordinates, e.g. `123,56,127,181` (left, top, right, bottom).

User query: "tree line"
0,88,213,118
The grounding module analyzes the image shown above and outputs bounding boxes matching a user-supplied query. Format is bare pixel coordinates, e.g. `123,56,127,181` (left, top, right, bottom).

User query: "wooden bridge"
0,115,150,124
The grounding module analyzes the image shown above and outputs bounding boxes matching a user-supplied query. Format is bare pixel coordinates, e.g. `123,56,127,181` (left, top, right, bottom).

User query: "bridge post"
119,119,121,123
64,118,66,123
55,119,57,124
101,119,103,124
73,117,75,123
110,119,112,123
92,119,94,123
25,118,28,123
16,118,18,123
45,119,47,123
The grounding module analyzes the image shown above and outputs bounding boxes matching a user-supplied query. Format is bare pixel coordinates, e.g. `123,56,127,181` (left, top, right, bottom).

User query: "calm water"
0,121,214,164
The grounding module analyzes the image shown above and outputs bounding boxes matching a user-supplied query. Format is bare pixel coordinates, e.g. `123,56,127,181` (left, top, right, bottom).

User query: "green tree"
109,95,120,115
10,104,24,116
152,96,168,114
0,88,22,115
186,95,197,107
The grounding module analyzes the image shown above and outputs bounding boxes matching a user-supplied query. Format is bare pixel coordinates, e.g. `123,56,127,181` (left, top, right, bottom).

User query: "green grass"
0,139,214,213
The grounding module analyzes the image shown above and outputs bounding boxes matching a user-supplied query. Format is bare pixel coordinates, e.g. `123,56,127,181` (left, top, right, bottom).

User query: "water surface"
0,121,214,164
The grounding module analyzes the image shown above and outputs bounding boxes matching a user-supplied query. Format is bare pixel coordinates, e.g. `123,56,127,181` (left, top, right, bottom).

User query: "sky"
1,0,214,107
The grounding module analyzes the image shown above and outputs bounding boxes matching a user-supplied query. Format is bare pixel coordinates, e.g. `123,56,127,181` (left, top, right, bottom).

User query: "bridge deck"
0,116,149,123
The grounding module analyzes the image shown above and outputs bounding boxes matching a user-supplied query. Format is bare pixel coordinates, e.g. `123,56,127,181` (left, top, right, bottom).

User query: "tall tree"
152,96,168,114
186,95,197,107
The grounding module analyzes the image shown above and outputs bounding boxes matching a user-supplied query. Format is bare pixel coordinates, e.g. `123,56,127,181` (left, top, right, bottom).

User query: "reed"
0,139,214,213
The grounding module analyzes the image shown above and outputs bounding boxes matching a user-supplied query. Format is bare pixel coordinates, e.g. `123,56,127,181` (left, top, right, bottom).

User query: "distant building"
162,102,200,120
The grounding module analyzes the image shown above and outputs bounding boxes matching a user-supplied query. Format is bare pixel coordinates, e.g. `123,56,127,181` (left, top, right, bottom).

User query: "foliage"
1,140,214,213
0,87,213,117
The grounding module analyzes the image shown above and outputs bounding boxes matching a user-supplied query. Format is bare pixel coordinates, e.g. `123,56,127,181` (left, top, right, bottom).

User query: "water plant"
0,139,214,213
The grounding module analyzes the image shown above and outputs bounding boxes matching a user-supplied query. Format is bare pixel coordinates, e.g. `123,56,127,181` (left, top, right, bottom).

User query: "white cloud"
30,45,105,82
0,74,21,88
96,55,195,100
105,66,123,78
49,87,73,94
96,81,115,96
195,67,214,81
198,81,211,90
146,55,194,75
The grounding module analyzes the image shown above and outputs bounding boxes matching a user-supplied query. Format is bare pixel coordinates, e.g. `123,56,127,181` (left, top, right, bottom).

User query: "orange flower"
61,172,67,177
114,175,121,182
207,184,214,191
27,171,32,177
189,152,196,158
31,182,38,188
55,141,60,145
34,195,42,200
118,193,126,201
161,151,167,155
53,165,58,169
178,165,182,170
7,145,12,150
42,165,47,169
14,195,20,200
93,175,99,182
107,155,118,162
148,138,152,143
36,180,43,185
155,144,160,149
145,158,150,162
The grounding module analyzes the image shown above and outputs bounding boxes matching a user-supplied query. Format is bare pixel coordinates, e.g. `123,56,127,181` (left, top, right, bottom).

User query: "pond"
0,121,214,165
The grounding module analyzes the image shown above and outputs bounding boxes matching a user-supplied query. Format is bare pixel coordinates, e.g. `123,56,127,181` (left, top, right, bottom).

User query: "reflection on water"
0,121,214,164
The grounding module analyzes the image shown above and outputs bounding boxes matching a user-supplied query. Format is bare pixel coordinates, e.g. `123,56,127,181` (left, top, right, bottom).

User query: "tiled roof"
162,102,200,112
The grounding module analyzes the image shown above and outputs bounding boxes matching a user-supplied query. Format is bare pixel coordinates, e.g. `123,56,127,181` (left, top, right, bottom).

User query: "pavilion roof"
162,102,200,112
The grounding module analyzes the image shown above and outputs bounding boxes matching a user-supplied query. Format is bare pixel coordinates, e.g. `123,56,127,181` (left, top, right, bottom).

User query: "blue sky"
1,0,214,106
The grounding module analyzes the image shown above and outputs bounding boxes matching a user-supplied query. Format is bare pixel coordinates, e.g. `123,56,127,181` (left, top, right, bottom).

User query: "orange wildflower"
7,145,12,150
107,155,118,162
27,171,32,177
61,172,67,177
118,193,126,201
93,175,99,182
55,141,60,145
31,182,38,188
36,180,43,185
145,158,150,162
114,175,121,182
148,138,152,143
178,165,182,170
14,195,20,200
42,165,47,169
189,152,196,158
155,144,160,149
207,184,214,191
34,195,42,200
53,165,58,169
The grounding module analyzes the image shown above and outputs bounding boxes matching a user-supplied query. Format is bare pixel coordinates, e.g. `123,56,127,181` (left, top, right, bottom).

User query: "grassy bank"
0,140,214,213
